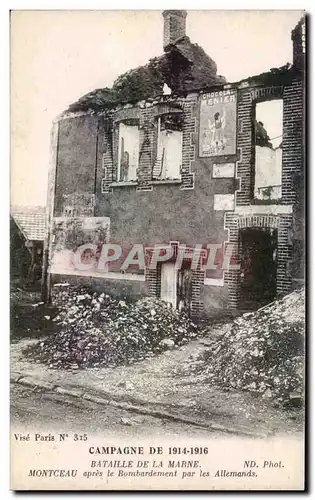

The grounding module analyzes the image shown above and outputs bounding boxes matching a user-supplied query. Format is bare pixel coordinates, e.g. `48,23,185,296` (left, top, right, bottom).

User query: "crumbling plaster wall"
54,114,100,215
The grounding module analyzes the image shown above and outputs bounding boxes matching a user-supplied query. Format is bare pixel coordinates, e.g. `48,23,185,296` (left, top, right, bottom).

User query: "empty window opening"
117,120,139,182
153,113,183,180
254,99,283,201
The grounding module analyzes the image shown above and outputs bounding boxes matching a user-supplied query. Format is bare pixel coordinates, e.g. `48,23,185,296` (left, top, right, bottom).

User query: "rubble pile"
203,288,305,406
23,285,198,369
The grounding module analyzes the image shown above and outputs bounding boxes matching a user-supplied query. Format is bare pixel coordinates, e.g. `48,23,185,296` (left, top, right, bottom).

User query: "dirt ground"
10,283,304,437
11,324,304,437
11,383,226,438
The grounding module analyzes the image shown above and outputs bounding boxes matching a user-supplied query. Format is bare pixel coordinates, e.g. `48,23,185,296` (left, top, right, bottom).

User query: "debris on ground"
201,288,305,407
23,285,198,369
11,286,59,341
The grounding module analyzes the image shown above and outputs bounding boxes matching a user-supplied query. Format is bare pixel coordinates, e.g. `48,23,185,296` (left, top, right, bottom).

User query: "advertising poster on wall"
199,89,237,157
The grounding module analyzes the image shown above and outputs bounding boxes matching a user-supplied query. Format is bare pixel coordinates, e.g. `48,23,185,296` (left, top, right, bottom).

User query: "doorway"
177,268,193,315
159,262,193,314
239,227,277,310
160,262,177,308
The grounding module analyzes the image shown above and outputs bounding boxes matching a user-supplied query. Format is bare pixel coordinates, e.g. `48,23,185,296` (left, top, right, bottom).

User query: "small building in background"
11,206,46,286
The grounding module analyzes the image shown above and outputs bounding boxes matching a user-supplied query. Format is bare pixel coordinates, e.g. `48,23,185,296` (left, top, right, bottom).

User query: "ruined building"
44,11,305,317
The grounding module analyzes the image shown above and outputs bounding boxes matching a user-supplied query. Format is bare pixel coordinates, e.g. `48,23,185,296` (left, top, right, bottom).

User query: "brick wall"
223,212,240,309
101,98,197,192
235,77,304,207
224,212,293,308
277,214,294,295
282,80,304,205
191,267,205,318
145,264,205,320
137,108,154,191
163,10,187,48
145,267,161,300
292,17,306,71
100,114,114,195
180,95,197,190
236,89,252,206
227,74,304,307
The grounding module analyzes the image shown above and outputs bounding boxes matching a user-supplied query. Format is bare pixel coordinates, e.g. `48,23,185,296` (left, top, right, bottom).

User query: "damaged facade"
44,11,305,317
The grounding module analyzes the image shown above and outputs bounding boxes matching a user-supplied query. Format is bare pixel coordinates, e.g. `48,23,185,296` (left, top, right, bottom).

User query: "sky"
256,100,283,149
10,9,304,207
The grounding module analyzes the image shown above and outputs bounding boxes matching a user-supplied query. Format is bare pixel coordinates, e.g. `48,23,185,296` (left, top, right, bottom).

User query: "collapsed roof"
67,13,305,114
68,35,226,113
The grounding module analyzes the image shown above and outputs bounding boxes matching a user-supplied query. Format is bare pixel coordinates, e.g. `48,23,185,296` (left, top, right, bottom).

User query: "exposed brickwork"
101,116,114,194
282,80,304,204
146,268,160,298
277,214,294,296
235,90,252,206
112,123,120,183
102,109,144,190
224,212,241,309
225,269,241,310
231,76,304,306
152,116,159,169
152,104,184,174
152,103,183,117
113,107,141,123
224,211,293,308
101,98,196,192
191,267,205,318
249,85,284,101
292,17,306,71
180,95,197,190
144,242,204,318
235,79,304,207
163,10,187,49
137,108,154,192
238,215,279,229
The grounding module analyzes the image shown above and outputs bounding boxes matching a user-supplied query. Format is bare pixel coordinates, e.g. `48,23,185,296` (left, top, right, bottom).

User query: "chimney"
291,17,306,70
162,10,187,50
